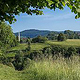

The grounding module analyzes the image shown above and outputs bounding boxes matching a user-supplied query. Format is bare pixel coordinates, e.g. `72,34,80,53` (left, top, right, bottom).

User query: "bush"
12,51,24,70
57,33,66,41
32,36,47,43
64,47,76,58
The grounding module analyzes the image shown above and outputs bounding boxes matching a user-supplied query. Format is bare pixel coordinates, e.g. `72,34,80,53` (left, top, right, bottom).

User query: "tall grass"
23,56,80,80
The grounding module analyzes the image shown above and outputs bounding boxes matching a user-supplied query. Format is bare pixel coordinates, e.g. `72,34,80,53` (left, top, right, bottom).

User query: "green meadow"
9,43,50,51
46,39,80,47
1,39,80,80
8,39,80,52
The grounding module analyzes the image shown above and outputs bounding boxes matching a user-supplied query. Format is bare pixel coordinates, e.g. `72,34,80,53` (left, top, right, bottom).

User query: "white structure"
18,32,20,42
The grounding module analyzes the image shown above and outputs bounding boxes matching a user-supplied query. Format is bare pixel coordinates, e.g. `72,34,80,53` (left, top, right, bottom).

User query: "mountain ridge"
14,29,80,38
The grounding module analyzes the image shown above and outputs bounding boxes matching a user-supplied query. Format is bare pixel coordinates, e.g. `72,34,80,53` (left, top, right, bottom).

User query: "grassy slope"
6,43,50,57
9,43,50,51
46,39,80,47
6,39,80,57
0,64,21,80
8,39,80,52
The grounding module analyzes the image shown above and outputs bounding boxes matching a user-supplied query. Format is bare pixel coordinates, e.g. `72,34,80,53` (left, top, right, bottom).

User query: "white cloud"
43,13,75,21
21,14,51,18
21,13,75,21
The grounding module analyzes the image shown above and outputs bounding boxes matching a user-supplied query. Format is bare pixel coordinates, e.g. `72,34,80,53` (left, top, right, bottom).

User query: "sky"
10,6,80,33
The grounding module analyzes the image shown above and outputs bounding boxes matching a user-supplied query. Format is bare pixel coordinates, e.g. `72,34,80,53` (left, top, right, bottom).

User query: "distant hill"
14,29,80,38
14,29,52,38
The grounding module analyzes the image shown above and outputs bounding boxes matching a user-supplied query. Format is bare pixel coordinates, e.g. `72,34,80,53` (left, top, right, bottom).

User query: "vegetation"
32,36,48,43
57,33,66,41
64,30,80,39
15,29,50,38
0,56,80,80
15,29,80,40
1,22,80,79
1,0,80,79
0,0,80,23
23,56,80,80
47,32,58,40
46,39,80,47
0,22,18,50
0,64,21,80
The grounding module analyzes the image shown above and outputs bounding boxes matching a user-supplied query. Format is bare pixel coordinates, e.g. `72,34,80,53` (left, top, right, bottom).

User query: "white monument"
18,32,20,42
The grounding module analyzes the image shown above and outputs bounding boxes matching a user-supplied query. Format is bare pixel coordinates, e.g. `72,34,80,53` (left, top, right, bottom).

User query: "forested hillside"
15,29,80,39
15,29,51,38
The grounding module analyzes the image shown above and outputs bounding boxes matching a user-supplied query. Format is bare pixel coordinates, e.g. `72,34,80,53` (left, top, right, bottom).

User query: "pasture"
9,43,50,51
9,39,80,52
46,39,80,47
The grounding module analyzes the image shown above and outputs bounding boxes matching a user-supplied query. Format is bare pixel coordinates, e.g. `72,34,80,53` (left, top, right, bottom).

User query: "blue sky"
11,6,80,33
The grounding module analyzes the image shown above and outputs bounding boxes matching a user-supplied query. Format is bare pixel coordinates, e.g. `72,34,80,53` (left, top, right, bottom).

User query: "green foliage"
47,32,58,40
32,36,48,43
0,0,80,23
64,30,79,39
0,22,18,49
15,29,50,38
12,51,24,70
64,47,76,58
57,33,66,41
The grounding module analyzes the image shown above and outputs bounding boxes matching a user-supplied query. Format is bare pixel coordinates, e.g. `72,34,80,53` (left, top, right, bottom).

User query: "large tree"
57,33,66,41
0,0,80,24
0,22,18,49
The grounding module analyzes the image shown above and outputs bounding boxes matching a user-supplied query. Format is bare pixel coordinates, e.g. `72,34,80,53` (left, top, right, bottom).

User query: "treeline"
47,30,80,40
20,30,80,43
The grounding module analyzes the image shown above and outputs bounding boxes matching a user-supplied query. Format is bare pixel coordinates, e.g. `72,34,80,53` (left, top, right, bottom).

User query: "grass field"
9,43,49,51
0,64,20,80
46,39,80,47
0,56,80,80
1,39,80,80
9,39,80,52
5,39,80,57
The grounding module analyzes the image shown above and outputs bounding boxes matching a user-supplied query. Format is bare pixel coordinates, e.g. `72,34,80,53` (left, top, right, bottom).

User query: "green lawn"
9,43,50,51
46,39,80,47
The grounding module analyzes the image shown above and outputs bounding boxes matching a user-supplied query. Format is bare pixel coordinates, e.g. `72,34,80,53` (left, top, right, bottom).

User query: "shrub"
32,36,47,43
57,33,66,41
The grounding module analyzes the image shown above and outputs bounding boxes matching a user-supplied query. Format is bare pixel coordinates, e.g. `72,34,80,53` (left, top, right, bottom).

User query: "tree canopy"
0,0,80,24
0,22,18,49
57,33,66,41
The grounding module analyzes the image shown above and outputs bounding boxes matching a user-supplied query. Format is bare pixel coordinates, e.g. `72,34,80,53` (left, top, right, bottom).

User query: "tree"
0,22,18,49
64,30,74,39
57,33,66,41
27,37,31,51
32,35,47,43
0,0,80,24
47,32,58,40
13,51,24,70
